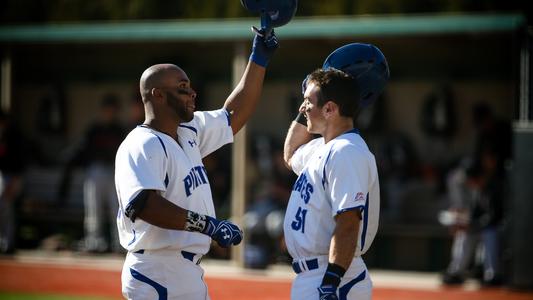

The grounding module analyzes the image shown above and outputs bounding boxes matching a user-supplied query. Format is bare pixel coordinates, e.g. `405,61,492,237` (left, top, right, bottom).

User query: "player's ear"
323,101,337,116
151,88,163,99
151,88,168,106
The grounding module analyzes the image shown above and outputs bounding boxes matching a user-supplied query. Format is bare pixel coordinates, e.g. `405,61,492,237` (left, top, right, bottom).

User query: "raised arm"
224,31,278,135
283,101,314,169
283,120,313,170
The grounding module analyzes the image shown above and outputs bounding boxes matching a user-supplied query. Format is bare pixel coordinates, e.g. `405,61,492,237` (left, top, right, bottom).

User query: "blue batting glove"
203,216,243,248
317,285,338,300
249,26,278,67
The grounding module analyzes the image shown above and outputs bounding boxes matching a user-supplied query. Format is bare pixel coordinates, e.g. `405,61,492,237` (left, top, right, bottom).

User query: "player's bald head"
139,64,186,102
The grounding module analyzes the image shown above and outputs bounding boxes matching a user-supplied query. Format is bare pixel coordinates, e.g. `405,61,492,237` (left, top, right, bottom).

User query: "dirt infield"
0,260,121,298
1,256,532,300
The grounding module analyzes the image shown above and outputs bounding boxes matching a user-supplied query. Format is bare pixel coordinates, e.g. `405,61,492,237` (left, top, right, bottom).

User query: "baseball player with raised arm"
283,43,389,300
114,29,278,299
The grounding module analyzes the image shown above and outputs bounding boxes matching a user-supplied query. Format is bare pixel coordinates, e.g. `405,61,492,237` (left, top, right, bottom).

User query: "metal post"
519,30,530,123
1,52,12,113
230,42,247,267
509,27,533,291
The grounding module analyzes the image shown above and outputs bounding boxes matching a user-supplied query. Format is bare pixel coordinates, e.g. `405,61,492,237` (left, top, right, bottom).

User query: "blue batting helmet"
323,43,390,108
240,0,298,28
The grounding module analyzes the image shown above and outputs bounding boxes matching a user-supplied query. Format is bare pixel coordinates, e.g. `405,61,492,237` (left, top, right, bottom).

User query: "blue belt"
134,249,201,265
292,258,319,274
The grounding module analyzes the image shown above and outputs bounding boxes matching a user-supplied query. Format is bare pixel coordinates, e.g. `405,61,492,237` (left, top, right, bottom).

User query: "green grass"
0,292,119,300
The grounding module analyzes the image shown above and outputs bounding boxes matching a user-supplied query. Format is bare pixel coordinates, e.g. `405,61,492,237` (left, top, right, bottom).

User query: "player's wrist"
187,214,242,248
250,52,268,67
184,210,212,234
320,263,346,288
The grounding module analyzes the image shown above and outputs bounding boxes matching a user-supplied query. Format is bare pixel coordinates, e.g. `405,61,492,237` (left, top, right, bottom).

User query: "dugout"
1,13,532,285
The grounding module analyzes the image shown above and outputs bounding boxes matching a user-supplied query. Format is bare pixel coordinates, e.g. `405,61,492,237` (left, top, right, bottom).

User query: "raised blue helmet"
241,0,297,46
323,43,390,108
241,0,298,28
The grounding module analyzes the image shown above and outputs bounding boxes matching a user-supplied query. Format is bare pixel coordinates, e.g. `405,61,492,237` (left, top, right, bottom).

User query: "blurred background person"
471,102,512,177
59,94,127,253
244,136,294,268
441,102,510,286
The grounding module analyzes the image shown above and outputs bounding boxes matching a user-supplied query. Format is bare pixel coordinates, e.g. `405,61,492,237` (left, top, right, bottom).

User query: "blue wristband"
321,263,346,288
249,29,278,67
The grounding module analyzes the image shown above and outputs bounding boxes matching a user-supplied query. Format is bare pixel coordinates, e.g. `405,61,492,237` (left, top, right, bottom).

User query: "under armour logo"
221,228,230,240
188,140,197,147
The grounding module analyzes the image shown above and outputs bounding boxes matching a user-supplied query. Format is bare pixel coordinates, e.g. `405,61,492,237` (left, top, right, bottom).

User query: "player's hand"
317,285,338,300
249,27,278,67
203,216,243,248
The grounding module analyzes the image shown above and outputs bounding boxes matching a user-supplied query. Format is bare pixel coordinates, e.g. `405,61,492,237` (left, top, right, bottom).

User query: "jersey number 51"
291,207,307,233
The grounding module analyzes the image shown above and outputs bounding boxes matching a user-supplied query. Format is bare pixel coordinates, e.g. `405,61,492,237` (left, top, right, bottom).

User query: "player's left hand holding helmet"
241,0,298,34
242,0,298,67
249,28,279,67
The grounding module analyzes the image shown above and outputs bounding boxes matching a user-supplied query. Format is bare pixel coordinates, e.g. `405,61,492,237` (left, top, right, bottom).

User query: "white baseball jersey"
283,129,380,260
115,108,233,255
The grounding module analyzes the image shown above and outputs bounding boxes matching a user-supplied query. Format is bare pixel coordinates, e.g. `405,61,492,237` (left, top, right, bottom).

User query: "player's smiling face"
301,81,326,134
163,68,197,123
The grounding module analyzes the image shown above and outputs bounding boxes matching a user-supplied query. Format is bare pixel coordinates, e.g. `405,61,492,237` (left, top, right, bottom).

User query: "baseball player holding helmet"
283,43,389,300
114,19,281,300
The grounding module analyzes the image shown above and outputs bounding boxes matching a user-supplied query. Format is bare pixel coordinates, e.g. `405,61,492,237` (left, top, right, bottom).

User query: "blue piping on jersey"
139,125,169,157
344,128,360,135
179,124,198,135
360,193,370,251
130,268,168,300
141,126,170,189
322,128,360,190
128,229,136,246
321,149,333,190
155,135,168,157
336,205,364,216
224,109,231,126
339,270,366,300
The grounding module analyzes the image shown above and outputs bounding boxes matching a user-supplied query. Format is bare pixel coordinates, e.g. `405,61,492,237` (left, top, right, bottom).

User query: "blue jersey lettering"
292,173,314,204
183,166,209,196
